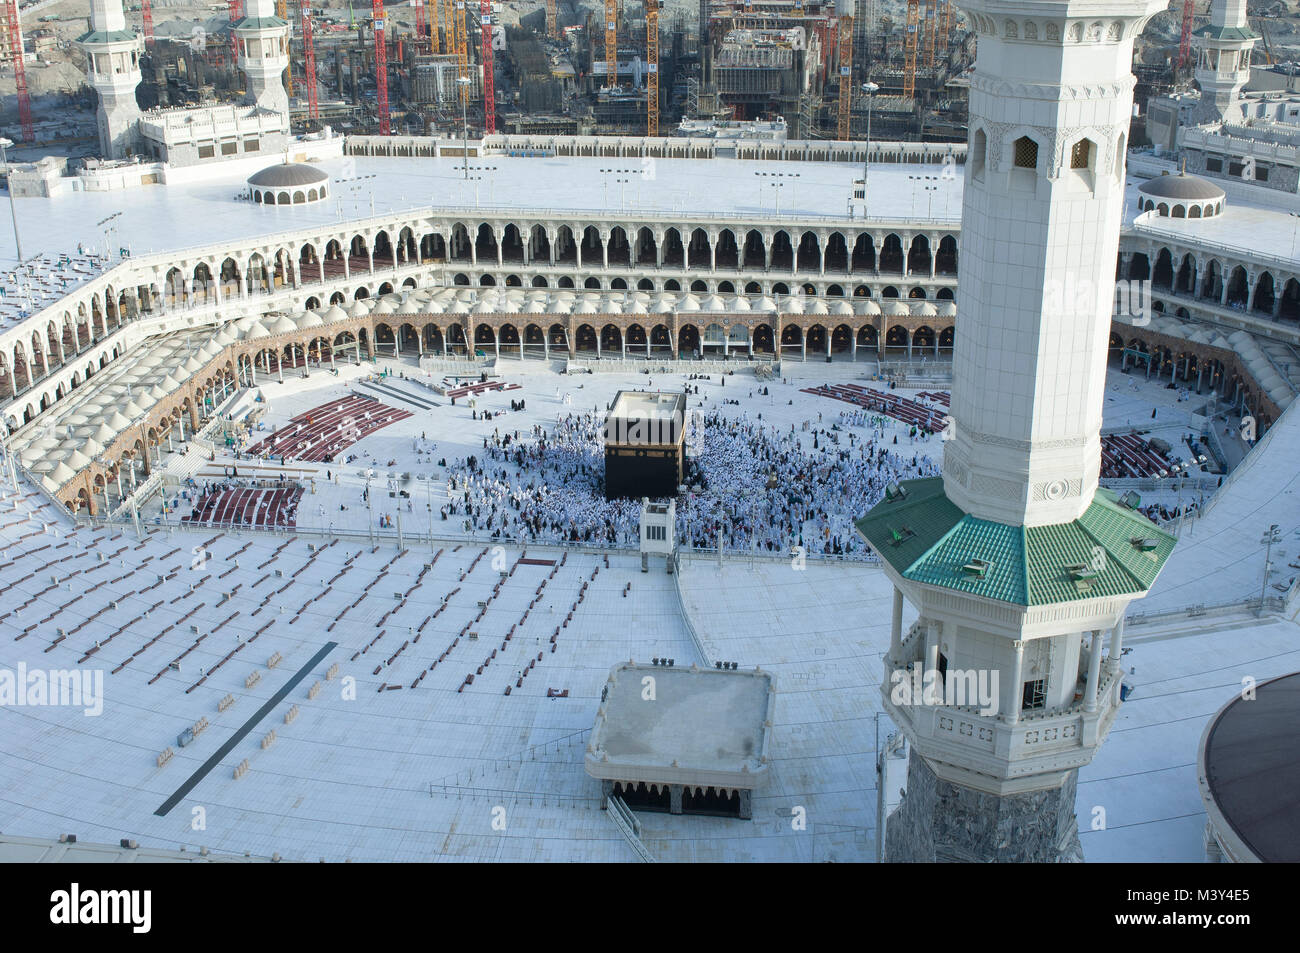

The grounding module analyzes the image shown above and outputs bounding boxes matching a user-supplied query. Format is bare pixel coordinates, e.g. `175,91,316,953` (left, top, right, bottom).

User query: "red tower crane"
228,0,243,60
2,0,31,143
142,0,155,48
415,0,425,39
480,0,495,134
373,0,390,135
301,0,319,120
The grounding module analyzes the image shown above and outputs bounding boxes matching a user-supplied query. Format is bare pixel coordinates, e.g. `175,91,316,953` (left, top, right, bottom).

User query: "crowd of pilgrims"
440,402,941,559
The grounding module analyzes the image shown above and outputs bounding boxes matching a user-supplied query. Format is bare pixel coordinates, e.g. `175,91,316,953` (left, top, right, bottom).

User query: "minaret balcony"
881,651,1123,796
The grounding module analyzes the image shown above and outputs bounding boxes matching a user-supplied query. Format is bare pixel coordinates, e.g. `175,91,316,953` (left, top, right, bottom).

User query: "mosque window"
1070,139,1093,170
971,128,987,180
1013,136,1038,169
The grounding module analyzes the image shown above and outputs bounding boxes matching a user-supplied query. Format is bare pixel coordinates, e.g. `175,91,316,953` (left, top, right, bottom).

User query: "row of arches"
365,318,955,361
418,223,958,279
1124,248,1300,321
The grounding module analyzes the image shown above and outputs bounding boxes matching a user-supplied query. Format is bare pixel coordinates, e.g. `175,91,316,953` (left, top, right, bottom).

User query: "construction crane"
480,0,495,133
1177,0,1194,74
646,0,660,136
2,0,31,143
903,0,919,101
545,0,557,40
455,0,468,103
142,0,155,48
228,0,243,60
414,0,425,39
924,0,937,68
442,0,453,53
275,0,292,95
373,0,390,134
1256,15,1274,66
428,0,439,50
605,0,616,89
301,0,319,121
836,13,852,141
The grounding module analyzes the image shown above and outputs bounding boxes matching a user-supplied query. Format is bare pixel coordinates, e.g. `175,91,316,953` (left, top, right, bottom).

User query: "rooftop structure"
1198,671,1300,862
586,661,776,818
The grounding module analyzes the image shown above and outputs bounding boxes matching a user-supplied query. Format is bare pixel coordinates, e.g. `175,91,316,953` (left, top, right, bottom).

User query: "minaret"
1191,0,1257,124
856,0,1174,863
234,0,291,123
78,0,143,159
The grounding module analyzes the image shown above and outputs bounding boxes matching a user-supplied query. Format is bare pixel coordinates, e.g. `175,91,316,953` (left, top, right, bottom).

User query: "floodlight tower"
857,0,1173,863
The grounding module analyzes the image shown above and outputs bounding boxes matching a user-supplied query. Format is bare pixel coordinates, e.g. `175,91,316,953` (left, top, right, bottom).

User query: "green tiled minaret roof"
855,477,1175,608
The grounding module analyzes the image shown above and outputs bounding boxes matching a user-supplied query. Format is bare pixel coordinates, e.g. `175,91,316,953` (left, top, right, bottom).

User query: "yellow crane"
546,0,557,40
647,0,661,135
903,0,919,100
456,0,468,102
605,0,617,88
277,0,293,95
428,0,440,52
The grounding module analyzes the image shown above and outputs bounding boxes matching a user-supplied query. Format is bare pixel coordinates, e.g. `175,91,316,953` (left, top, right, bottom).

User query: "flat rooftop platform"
586,662,776,790
609,390,687,423
0,153,963,267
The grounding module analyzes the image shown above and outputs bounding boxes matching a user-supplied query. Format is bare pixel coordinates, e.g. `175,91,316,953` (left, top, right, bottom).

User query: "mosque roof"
247,163,329,188
1137,171,1225,202
855,478,1175,607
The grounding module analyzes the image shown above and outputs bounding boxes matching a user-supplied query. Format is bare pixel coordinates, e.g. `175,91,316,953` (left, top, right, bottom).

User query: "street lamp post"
861,82,879,201
0,137,24,263
458,76,472,180
1259,523,1281,613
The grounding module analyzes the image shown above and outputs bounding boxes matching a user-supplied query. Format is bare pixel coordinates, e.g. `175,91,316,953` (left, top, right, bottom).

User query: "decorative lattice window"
1070,139,1093,170
1013,136,1038,169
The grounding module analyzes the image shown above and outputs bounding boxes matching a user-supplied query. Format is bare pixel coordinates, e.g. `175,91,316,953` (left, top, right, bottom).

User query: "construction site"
0,0,1298,154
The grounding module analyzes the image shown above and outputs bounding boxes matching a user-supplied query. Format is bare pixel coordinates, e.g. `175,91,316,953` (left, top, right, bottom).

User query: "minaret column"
235,0,291,124
78,0,143,159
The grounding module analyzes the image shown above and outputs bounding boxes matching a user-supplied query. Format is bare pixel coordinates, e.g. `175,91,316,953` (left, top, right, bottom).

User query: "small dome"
1138,171,1225,203
247,163,329,188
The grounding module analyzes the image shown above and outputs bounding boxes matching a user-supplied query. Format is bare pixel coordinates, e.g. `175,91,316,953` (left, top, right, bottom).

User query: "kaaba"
603,390,688,500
